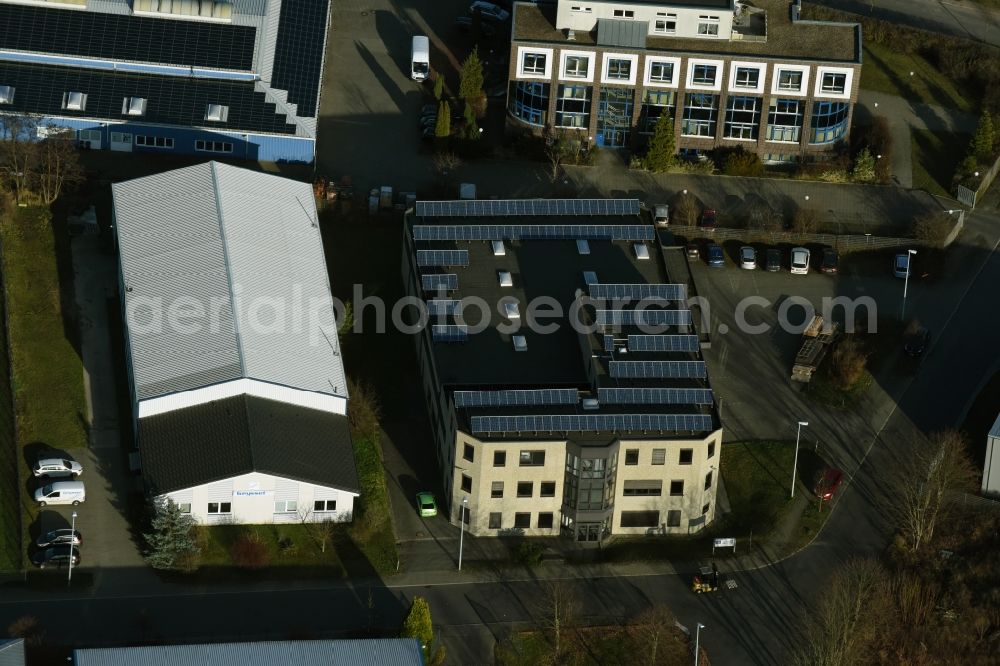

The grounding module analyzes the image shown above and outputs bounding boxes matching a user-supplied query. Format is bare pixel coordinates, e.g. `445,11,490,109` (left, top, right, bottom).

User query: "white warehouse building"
112,162,358,525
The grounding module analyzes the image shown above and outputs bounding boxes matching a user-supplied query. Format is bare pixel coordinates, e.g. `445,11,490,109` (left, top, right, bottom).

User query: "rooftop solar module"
597,387,714,405
412,224,654,241
270,0,329,118
426,299,461,316
627,335,701,352
589,284,687,301
432,325,468,343
414,199,641,218
454,389,579,408
595,310,692,326
0,4,256,71
608,360,707,379
421,274,458,292
470,413,714,434
416,250,470,267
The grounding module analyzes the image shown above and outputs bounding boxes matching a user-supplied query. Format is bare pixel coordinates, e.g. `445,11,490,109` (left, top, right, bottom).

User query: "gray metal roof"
0,640,24,666
990,412,1000,440
597,19,649,49
112,162,346,402
74,638,424,666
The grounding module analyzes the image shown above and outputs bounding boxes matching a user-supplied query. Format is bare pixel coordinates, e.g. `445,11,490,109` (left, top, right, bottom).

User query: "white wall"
556,0,735,39
161,471,357,525
983,415,1000,496
138,377,348,418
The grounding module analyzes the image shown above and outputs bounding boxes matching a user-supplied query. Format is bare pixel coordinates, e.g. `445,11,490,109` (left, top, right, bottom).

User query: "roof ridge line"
210,161,248,378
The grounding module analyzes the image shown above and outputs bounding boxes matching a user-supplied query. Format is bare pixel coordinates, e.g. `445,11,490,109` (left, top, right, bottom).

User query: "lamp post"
791,421,808,498
900,248,917,321
67,510,78,586
457,497,468,571
694,622,706,666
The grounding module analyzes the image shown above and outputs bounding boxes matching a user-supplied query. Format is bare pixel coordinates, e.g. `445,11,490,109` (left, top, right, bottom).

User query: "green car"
416,492,437,517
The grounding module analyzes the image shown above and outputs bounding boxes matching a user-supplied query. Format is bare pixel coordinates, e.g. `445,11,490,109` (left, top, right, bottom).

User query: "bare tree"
35,131,84,204
885,430,977,552
544,130,580,183
745,199,781,232
297,507,337,553
629,604,676,666
829,335,868,390
0,114,39,204
535,580,581,655
791,206,820,235
913,212,953,248
432,151,462,176
673,192,700,226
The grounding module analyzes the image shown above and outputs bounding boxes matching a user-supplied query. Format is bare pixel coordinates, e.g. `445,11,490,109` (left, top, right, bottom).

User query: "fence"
667,225,924,253
957,153,1000,209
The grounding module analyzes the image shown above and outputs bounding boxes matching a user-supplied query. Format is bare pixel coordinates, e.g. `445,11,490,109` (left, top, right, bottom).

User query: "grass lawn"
0,220,17,571
196,523,344,571
861,43,973,112
0,206,86,567
497,624,691,666
347,432,399,575
911,129,971,197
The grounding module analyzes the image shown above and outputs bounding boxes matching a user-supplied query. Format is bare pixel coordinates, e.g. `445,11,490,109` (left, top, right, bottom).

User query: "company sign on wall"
233,482,271,497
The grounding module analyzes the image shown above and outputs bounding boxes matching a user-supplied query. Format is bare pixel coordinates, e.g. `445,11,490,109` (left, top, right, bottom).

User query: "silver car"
739,246,757,270
32,458,83,478
36,529,82,549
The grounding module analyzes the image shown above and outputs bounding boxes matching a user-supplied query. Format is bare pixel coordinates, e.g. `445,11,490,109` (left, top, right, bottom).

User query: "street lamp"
694,623,706,666
67,511,78,586
457,497,468,571
900,248,917,321
791,421,808,498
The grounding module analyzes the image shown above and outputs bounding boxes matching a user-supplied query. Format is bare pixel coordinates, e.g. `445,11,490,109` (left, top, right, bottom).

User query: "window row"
620,473,712,497
623,444,713,466
82,134,238,152
490,480,557,498
464,444,547,467
488,511,554,530
199,499,338,515
620,504,710,528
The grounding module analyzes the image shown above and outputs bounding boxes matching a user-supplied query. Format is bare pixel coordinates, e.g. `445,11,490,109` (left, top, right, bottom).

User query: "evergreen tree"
143,498,200,570
458,47,485,106
851,147,876,182
400,596,445,665
462,102,480,140
435,101,451,138
433,74,444,101
970,110,995,160
642,113,676,172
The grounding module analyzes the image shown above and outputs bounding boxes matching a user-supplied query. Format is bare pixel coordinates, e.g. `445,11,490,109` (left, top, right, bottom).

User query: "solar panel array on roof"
432,324,468,342
427,299,460,316
589,284,687,301
627,335,701,352
603,335,616,352
416,250,470,267
454,388,579,408
414,199,641,218
609,360,707,378
412,225,654,241
270,0,330,118
597,387,714,405
470,413,714,434
595,310,692,326
421,273,458,292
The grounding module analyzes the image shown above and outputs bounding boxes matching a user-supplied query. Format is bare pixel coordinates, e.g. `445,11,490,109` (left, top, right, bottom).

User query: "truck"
791,314,839,383
411,36,430,82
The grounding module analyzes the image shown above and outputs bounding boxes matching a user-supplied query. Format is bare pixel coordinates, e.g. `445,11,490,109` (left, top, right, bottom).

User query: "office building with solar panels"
0,0,330,163
403,199,722,541
507,0,861,162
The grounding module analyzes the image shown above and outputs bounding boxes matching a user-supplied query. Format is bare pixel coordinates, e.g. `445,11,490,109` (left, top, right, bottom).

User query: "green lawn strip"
348,433,399,575
911,128,972,197
195,523,343,568
0,206,87,567
0,220,18,571
861,43,973,112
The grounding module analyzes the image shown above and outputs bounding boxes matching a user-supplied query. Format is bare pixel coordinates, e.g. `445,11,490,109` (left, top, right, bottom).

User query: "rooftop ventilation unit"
504,302,521,319
499,270,514,287
513,335,528,352
567,30,577,41
582,398,599,410
633,243,650,260
576,239,591,255
492,240,506,256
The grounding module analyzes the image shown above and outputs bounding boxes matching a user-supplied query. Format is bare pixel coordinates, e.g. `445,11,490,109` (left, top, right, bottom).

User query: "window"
205,103,229,122
679,449,694,464
767,98,803,142
703,503,711,515
734,67,760,89
489,512,502,529
522,52,547,75
517,481,533,498
494,450,506,467
653,13,676,34
195,140,233,153
555,84,591,129
623,480,662,496
122,96,147,116
607,58,632,81
670,480,684,496
463,443,474,462
62,91,87,111
564,55,589,78
697,16,720,36
178,503,191,514
613,9,634,17
705,471,713,489
821,72,847,94
639,90,675,136
461,474,472,493
207,502,231,514
514,512,531,528
538,512,554,529
625,449,639,465
620,510,659,527
777,70,803,91
460,505,470,524
314,500,337,512
0,85,13,105
520,450,545,466
274,500,297,513
724,95,761,140
598,87,634,147
135,135,174,149
708,442,716,459
491,481,504,498
652,448,666,465
510,82,549,126
692,64,717,86
667,510,681,527
571,5,592,11
810,101,850,144
540,481,556,497
648,61,674,83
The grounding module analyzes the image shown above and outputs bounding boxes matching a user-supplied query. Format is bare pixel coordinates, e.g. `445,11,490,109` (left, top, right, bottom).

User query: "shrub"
434,101,450,139
914,212,953,248
722,149,764,177
515,541,544,567
144,498,200,571
433,74,444,101
673,192,700,226
642,113,676,172
852,147,876,183
791,207,820,235
231,531,270,570
970,110,995,160
830,336,868,391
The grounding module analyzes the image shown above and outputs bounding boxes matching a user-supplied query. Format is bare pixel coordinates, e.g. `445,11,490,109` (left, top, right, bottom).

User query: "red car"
700,209,717,232
813,468,844,501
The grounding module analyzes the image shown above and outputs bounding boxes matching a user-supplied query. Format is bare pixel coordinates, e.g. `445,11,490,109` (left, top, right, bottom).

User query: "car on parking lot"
421,126,437,141
469,1,510,22
686,243,699,259
903,326,931,357
765,248,781,272
813,468,844,501
699,208,717,232
454,16,497,37
820,248,839,274
893,253,911,278
32,458,83,478
790,247,810,275
31,546,80,569
416,491,438,517
739,246,756,270
707,243,724,267
36,529,82,549
34,481,85,506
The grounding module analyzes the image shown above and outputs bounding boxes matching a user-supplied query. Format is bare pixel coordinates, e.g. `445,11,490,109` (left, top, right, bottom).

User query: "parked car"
707,243,724,267
468,1,510,22
893,252,910,278
654,204,670,226
813,468,844,501
416,491,438,517
34,481,85,507
686,243,700,259
36,529,82,549
420,115,439,129
31,546,80,569
420,103,438,117
32,458,83,478
765,248,781,272
903,326,931,357
454,15,497,37
790,247,810,275
820,248,839,274
421,126,437,141
699,208,717,232
739,246,757,270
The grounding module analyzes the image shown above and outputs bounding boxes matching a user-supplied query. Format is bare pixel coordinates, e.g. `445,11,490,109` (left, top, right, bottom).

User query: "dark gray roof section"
270,0,331,119
597,19,649,49
73,639,424,666
138,395,359,495
0,640,24,666
616,0,731,6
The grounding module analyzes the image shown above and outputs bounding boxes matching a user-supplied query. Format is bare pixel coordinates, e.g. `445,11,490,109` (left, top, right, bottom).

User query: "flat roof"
514,0,860,63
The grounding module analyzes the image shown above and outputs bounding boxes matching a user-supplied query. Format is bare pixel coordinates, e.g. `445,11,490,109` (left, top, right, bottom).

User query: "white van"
411,36,430,81
35,481,86,506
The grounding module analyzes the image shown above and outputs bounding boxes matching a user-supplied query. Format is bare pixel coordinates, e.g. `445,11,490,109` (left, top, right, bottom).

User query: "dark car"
700,208,717,232
765,248,781,272
36,529,82,549
707,243,724,267
813,468,844,501
454,16,497,37
820,248,839,274
31,546,81,569
686,243,700,259
903,326,931,357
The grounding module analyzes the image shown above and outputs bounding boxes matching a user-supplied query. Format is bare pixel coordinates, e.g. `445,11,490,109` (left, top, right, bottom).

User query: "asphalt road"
808,0,1000,46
